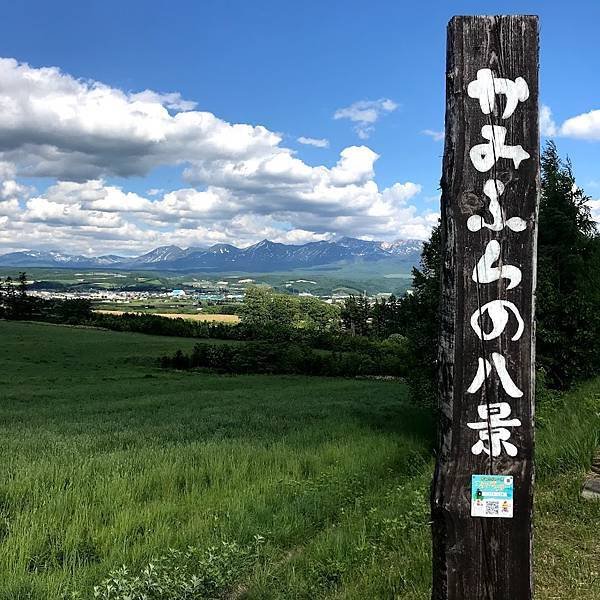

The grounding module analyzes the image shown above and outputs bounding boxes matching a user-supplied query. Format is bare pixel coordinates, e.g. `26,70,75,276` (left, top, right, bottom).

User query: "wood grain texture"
432,15,539,600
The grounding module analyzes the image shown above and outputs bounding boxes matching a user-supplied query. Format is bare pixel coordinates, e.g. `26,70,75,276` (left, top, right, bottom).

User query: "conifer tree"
398,224,442,405
536,141,599,386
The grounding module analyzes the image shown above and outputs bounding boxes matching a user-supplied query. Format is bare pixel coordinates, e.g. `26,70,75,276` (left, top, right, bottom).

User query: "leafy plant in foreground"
92,540,261,600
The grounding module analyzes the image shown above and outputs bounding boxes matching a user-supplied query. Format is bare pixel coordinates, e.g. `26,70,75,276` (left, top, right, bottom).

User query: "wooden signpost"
432,15,539,600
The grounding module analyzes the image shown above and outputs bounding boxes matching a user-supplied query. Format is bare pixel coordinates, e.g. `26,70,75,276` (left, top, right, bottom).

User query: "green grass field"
0,321,598,599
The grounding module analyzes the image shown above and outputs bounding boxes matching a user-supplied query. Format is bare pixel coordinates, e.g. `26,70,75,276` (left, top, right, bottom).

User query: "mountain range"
0,237,423,272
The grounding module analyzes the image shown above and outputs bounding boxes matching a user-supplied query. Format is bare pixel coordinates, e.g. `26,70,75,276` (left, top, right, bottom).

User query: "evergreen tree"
397,224,442,405
371,294,402,338
340,295,371,336
17,272,27,299
0,272,33,319
536,141,599,387
1,276,17,319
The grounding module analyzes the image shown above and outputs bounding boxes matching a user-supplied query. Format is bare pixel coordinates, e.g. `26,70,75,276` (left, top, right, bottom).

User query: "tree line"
2,142,597,391
161,337,409,378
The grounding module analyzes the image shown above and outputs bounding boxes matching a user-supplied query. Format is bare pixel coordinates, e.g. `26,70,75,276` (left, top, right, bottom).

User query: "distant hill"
0,237,424,272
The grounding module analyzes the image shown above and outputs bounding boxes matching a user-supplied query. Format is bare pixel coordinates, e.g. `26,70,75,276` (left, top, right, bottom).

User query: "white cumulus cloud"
560,109,600,140
540,104,600,141
421,129,444,142
297,136,329,148
0,57,281,180
0,59,437,254
334,98,398,139
588,198,600,223
540,105,558,137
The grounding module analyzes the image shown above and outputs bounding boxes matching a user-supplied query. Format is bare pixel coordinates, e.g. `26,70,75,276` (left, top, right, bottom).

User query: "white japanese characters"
467,402,522,457
465,69,530,457
467,353,523,399
473,240,522,290
467,68,529,118
467,180,526,233
469,125,530,172
470,300,524,342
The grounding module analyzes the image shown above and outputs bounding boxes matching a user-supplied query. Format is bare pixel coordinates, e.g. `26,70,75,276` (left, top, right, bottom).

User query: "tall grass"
0,321,432,598
0,321,598,599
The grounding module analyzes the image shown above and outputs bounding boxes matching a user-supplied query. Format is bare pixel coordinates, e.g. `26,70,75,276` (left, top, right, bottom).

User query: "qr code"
485,501,499,515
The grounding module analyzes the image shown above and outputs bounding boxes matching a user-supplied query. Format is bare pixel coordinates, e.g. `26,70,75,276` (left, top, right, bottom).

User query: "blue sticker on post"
471,474,514,518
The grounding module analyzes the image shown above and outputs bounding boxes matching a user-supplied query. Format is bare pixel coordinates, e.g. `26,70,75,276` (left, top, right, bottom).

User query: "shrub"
92,541,256,600
160,341,408,379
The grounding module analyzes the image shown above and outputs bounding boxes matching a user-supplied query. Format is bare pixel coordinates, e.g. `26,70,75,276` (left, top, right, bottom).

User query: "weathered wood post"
432,15,539,600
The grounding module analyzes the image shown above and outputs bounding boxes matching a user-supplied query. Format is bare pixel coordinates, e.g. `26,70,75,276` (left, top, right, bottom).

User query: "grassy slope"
0,321,432,598
533,381,600,598
0,321,598,599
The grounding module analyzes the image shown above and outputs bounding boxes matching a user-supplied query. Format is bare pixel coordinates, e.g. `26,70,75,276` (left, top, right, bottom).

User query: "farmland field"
0,321,598,599
0,264,415,297
94,309,241,323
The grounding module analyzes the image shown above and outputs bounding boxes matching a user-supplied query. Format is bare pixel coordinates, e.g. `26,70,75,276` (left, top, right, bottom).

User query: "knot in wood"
460,190,483,216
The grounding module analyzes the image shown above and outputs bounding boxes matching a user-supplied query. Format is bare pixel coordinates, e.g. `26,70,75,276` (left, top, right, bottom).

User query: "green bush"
92,541,256,599
161,340,408,379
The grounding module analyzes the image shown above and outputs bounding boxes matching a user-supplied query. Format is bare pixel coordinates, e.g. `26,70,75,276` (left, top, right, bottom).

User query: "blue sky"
0,1,598,255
